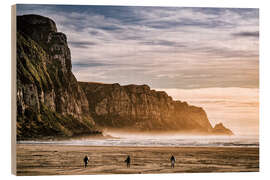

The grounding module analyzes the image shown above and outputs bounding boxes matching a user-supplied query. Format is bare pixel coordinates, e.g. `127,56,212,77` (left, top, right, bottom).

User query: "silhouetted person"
83,155,89,168
170,155,176,168
125,155,131,168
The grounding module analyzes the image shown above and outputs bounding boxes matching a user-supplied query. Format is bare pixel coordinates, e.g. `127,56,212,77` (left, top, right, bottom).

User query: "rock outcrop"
79,82,232,135
212,123,234,135
16,15,101,139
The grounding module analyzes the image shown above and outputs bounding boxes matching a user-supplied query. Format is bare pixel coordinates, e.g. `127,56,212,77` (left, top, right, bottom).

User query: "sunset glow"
158,88,259,135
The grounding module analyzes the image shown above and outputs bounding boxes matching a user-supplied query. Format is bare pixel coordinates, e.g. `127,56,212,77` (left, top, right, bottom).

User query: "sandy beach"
16,144,259,175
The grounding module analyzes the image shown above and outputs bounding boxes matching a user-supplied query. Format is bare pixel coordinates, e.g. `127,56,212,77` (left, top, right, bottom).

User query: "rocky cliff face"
79,82,231,134
16,15,100,139
16,14,233,138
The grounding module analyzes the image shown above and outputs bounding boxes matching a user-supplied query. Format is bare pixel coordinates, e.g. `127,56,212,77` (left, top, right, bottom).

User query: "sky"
158,88,259,135
17,5,259,135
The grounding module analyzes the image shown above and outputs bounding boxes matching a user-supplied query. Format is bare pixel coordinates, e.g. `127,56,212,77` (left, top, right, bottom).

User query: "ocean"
18,133,259,147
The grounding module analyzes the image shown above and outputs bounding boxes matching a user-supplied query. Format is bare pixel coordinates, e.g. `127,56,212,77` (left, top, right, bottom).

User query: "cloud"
139,40,186,47
72,60,127,69
73,61,111,68
68,41,98,48
16,5,259,89
232,31,259,38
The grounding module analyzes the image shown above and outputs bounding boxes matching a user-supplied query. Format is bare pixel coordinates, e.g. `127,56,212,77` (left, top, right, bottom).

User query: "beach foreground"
16,144,259,175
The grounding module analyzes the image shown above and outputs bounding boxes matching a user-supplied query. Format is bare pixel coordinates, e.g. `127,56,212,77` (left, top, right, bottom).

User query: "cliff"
16,14,233,139
16,15,101,139
79,82,232,134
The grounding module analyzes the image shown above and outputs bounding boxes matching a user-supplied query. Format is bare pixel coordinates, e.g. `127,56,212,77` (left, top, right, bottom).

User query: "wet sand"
16,144,259,175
